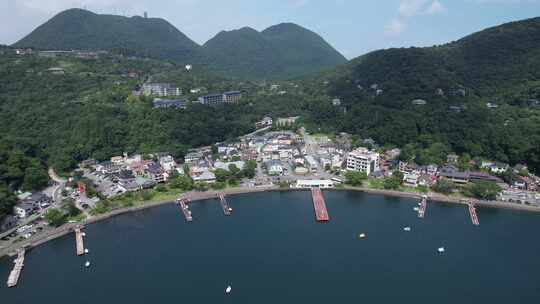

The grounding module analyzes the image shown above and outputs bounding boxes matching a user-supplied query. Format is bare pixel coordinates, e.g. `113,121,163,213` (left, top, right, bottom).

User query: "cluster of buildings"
142,83,182,97
87,153,179,193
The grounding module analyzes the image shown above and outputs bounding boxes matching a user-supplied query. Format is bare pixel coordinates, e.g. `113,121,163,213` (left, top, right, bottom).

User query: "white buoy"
438,247,445,253
85,261,91,267
84,248,89,254
403,227,411,232
225,285,232,294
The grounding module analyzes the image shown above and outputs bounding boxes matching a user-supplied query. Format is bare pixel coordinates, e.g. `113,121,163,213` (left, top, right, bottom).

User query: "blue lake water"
1,190,539,303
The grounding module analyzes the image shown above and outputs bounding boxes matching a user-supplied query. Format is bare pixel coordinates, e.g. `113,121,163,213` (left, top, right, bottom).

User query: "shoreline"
1,186,539,259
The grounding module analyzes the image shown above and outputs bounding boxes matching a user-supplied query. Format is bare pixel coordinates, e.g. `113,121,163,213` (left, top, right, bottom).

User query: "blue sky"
1,0,539,59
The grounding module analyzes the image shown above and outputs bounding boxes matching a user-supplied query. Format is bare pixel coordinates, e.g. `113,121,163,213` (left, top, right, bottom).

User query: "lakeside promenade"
2,186,540,259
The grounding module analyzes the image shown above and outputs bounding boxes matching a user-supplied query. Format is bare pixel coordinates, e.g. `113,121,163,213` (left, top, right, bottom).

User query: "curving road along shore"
1,186,539,259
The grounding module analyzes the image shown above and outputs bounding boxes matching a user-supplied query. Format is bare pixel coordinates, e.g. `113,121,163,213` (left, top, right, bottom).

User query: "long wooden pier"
177,198,193,222
6,248,25,287
311,188,329,222
468,201,480,226
218,193,232,216
418,196,428,218
74,227,84,256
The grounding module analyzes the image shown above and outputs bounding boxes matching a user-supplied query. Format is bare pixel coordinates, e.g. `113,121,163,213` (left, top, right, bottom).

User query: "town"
2,115,540,249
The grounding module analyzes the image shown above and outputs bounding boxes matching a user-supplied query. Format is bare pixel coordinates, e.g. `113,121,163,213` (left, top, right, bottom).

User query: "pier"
311,188,329,222
177,198,193,222
218,193,232,216
418,196,428,218
74,227,84,256
468,201,480,226
6,248,25,287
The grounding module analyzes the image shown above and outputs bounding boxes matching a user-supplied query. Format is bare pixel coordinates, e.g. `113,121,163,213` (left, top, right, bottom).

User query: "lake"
1,190,539,303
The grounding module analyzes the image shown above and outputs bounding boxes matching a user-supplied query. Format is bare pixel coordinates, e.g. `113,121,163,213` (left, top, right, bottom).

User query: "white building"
294,180,335,189
346,148,380,175
305,155,319,173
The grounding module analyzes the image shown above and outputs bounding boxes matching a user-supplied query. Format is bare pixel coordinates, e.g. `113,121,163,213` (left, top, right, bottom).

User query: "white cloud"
398,0,429,17
426,0,447,14
386,0,447,37
385,18,406,36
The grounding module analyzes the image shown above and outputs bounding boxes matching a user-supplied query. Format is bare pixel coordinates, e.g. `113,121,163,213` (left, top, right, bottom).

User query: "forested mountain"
202,23,347,79
305,17,540,171
13,9,346,79
13,9,201,62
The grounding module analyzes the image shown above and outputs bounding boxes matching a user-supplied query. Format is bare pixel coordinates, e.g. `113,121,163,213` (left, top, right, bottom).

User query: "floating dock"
468,201,480,226
177,199,193,222
6,248,25,288
75,227,84,256
418,196,428,218
218,193,232,216
311,188,329,222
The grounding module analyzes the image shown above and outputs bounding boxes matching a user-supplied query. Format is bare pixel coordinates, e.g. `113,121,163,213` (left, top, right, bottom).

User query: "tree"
433,179,455,195
44,208,66,227
241,160,257,179
214,169,230,183
465,181,502,201
62,199,81,217
170,175,194,191
228,164,241,177
345,171,368,186
383,177,401,190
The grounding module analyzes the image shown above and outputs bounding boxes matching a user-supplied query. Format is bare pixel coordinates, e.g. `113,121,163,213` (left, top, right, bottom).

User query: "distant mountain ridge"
13,9,347,79
325,16,540,101
202,23,347,79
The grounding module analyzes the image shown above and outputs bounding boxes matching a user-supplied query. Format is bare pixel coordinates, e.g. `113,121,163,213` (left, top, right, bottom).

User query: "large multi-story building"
346,148,380,175
198,93,224,105
223,91,242,103
143,83,182,97
198,91,242,105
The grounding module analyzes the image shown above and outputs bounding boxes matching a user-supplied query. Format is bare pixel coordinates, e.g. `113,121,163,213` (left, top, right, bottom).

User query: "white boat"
403,227,411,232
225,286,232,294
81,232,86,237
438,247,445,253
228,207,233,212
358,233,366,239
85,261,91,267
413,207,419,211
84,248,89,254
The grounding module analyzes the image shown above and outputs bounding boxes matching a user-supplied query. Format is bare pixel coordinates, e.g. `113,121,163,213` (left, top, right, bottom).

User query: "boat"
358,233,366,239
413,207,419,211
225,286,232,294
403,227,411,232
438,247,445,253
85,261,91,267
81,232,86,237
84,248,89,254
228,207,233,212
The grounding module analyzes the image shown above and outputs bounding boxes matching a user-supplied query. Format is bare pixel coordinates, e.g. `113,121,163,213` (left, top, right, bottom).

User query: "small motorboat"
82,232,86,237
225,285,232,294
84,248,89,254
85,261,91,267
403,227,411,232
438,247,445,253
358,233,366,239
228,207,233,212
413,207,419,211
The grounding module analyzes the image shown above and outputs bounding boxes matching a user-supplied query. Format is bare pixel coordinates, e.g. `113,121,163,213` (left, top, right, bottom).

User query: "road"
48,168,67,204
